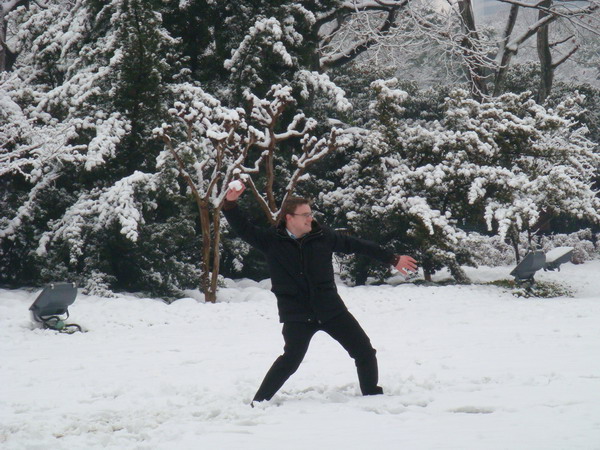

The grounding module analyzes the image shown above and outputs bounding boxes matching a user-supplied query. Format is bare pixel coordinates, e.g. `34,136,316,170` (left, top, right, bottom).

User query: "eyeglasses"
290,212,313,218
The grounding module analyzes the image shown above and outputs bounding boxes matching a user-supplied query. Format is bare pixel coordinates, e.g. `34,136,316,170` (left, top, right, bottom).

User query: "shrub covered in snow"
539,230,599,264
464,230,599,267
321,82,600,283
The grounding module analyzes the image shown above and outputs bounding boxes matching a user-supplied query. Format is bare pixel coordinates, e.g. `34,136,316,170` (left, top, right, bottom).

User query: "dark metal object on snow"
510,251,546,288
29,282,82,333
543,246,574,272
510,246,574,288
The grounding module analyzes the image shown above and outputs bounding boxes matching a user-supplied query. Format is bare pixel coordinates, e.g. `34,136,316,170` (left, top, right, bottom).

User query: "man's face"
285,203,313,237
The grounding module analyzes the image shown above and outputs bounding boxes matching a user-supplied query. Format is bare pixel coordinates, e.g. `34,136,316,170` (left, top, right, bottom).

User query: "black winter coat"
223,203,396,323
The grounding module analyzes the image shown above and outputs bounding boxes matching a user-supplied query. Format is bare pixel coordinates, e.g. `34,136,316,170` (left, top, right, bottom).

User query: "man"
223,182,418,405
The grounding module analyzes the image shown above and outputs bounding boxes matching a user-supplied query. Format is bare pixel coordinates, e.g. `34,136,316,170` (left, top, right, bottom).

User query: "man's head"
281,197,313,238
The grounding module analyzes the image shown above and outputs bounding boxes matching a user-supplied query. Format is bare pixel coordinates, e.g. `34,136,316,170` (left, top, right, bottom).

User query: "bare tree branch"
493,4,520,96
552,43,579,68
549,34,575,48
317,0,409,70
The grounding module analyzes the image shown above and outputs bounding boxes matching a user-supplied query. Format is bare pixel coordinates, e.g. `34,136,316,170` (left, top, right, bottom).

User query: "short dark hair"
279,196,312,224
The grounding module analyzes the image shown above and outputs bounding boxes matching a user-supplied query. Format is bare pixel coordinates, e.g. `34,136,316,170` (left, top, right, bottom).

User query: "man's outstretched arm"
331,231,418,276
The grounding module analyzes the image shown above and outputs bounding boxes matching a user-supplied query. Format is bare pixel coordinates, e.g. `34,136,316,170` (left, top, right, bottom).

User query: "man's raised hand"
226,180,246,201
394,255,418,276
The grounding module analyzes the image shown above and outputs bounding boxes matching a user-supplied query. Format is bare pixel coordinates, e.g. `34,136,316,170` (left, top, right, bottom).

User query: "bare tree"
423,0,599,100
239,82,350,224
154,85,250,303
154,76,352,301
321,0,599,101
495,0,598,101
317,0,410,70
318,0,498,99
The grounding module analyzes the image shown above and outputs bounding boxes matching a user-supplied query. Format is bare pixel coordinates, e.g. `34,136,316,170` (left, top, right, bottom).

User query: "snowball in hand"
228,180,243,191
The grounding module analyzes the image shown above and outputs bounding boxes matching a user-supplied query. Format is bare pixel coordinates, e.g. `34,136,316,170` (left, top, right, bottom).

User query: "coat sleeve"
222,201,270,253
329,229,397,266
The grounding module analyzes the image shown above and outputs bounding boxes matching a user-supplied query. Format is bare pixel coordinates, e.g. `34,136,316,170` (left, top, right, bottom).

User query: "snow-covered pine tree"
0,0,195,295
1,0,131,290
164,0,327,103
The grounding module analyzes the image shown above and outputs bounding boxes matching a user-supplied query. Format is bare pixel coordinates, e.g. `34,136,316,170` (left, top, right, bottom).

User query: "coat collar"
276,220,323,240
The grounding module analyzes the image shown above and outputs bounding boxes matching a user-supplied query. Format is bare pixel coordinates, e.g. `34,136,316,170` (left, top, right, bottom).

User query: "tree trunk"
449,262,470,284
493,4,520,96
423,269,433,283
509,227,521,264
265,137,277,213
536,0,553,103
1,0,28,72
209,208,222,303
457,0,489,101
197,199,217,303
1,9,8,72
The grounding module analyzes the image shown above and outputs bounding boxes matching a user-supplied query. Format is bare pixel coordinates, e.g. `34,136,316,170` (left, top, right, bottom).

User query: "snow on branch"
224,17,294,72
369,78,408,113
1,81,130,242
0,169,60,240
296,70,352,112
339,0,408,13
36,171,158,262
230,79,354,222
154,83,250,208
83,113,130,170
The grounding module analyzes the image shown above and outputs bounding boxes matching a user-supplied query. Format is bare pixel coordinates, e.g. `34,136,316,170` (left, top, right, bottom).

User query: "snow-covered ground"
1,261,600,450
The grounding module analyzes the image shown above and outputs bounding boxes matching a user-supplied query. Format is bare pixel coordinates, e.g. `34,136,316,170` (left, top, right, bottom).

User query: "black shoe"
363,386,384,396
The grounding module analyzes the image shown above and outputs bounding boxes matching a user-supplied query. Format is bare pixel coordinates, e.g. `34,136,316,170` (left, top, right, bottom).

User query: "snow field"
1,261,600,449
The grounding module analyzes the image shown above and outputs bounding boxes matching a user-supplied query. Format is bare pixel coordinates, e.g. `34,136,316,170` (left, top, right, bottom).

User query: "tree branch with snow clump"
36,171,158,263
296,70,352,112
224,16,297,95
239,78,354,225
153,83,250,302
1,77,130,242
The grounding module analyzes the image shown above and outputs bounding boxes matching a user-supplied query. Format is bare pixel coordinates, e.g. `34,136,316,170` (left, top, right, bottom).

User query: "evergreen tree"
0,0,197,295
322,81,600,282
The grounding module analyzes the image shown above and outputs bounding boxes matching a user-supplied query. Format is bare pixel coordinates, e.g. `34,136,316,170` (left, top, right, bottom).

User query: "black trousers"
253,311,383,401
